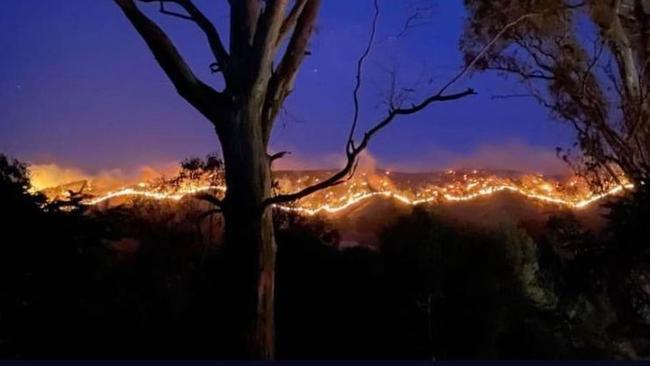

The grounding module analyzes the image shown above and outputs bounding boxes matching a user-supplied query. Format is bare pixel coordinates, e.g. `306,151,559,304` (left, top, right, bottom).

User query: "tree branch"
262,0,322,144
395,3,434,38
269,151,291,164
486,65,555,80
441,11,544,97
139,0,230,78
346,0,380,146
251,0,290,86
115,0,226,124
229,0,261,59
264,0,546,207
155,1,192,20
276,0,308,48
263,89,476,206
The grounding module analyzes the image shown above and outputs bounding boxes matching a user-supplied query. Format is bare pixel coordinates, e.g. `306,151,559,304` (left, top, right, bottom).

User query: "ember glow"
34,167,633,215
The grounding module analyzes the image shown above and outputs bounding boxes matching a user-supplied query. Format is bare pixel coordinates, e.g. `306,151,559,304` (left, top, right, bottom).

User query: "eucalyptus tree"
115,0,474,357
462,0,650,187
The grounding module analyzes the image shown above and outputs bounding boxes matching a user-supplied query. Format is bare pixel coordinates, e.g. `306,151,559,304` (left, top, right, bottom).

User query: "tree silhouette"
462,0,650,188
114,0,475,357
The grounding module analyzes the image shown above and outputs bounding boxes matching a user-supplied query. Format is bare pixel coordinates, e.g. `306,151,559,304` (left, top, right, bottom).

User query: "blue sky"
0,0,574,174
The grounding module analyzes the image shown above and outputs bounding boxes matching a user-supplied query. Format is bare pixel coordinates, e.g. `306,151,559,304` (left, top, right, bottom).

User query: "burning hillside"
32,163,632,215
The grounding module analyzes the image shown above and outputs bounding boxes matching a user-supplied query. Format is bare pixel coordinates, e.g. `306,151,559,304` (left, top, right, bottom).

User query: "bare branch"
395,2,434,38
229,0,262,59
155,1,192,20
269,151,291,164
264,90,476,206
276,0,308,48
139,0,230,77
115,0,226,124
262,0,322,143
264,0,547,207
440,11,544,97
486,65,555,80
252,0,290,83
346,0,380,146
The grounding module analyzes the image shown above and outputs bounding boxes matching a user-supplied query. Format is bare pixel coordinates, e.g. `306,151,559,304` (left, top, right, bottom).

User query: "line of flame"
81,182,634,216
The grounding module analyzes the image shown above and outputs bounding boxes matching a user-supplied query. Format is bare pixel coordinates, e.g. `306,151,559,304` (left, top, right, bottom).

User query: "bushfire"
34,167,633,215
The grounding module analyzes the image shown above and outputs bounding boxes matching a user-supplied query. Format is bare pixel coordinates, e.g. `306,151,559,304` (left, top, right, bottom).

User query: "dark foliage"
380,207,566,359
0,154,647,359
602,186,650,344
0,155,113,358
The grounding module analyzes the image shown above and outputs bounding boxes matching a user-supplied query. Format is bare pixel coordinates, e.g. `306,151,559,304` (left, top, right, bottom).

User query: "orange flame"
49,169,633,215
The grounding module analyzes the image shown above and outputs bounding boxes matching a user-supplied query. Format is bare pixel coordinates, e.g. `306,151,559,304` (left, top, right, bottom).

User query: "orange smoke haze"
29,162,180,192
26,148,633,214
382,141,570,175
445,142,570,175
28,151,384,192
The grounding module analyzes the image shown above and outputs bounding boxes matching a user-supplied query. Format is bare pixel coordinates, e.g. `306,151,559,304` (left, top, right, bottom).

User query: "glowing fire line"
80,182,634,215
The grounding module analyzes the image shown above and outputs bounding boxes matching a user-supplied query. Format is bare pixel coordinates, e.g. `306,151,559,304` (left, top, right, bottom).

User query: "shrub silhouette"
0,154,646,359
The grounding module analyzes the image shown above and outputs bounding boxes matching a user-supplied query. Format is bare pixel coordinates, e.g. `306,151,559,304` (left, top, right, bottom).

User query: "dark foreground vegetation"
1,154,649,359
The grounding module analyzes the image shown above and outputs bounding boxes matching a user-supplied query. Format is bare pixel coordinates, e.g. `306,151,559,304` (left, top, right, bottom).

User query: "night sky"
0,1,575,174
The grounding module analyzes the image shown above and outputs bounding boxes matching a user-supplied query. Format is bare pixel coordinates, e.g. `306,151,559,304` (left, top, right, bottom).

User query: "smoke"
28,151,386,192
272,152,342,171
29,164,90,191
28,141,568,193
273,140,568,176
354,150,377,174
29,163,179,192
272,148,382,173
352,150,398,191
444,141,569,175
383,141,570,175
271,146,387,171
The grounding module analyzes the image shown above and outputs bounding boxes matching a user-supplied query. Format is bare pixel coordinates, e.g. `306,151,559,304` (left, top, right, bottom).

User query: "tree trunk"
219,98,276,359
113,0,324,359
222,207,276,359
